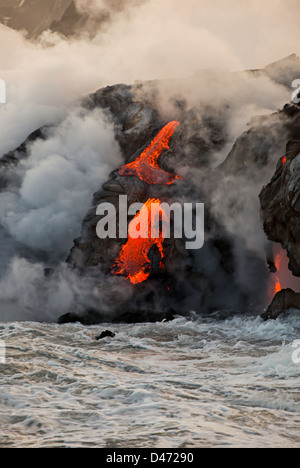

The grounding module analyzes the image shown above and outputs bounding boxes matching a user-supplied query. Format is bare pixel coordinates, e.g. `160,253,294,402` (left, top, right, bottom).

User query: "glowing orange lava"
274,254,282,294
116,121,182,186
112,199,169,284
281,156,287,166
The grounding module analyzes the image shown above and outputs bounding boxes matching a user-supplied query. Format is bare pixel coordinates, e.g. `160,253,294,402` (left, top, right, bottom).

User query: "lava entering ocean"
116,121,182,186
267,248,300,302
274,254,282,294
112,121,182,284
112,199,169,284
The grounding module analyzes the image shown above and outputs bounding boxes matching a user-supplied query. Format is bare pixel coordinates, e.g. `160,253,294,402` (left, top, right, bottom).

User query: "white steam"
0,107,121,262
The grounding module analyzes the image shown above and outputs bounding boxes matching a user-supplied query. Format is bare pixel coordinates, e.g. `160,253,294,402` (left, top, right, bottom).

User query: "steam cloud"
0,0,299,321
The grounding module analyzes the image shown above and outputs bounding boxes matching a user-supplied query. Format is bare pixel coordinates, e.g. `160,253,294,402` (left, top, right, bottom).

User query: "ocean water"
0,311,299,448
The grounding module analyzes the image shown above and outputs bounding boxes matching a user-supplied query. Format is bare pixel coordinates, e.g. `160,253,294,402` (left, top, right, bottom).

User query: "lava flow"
274,254,282,294
112,199,169,284
116,121,182,186
111,121,182,284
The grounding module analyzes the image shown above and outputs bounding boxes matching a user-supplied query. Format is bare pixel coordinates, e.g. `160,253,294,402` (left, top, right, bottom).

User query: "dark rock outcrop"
221,104,300,177
262,289,300,320
259,137,300,319
96,330,116,340
259,140,300,277
0,0,74,38
0,0,142,40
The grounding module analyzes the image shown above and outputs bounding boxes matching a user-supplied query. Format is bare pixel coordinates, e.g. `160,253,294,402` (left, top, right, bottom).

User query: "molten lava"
274,254,282,294
112,121,182,284
112,199,169,284
281,155,287,166
116,121,182,186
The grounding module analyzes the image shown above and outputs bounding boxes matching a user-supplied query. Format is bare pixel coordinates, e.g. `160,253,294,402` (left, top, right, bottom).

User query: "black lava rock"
96,330,116,340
